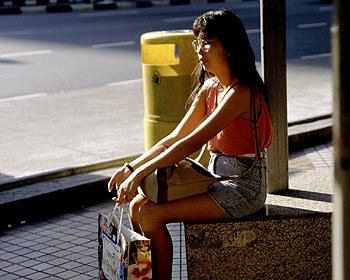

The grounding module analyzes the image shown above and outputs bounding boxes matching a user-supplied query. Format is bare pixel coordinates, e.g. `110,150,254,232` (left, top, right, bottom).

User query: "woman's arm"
141,83,251,170
107,87,207,193
113,84,251,203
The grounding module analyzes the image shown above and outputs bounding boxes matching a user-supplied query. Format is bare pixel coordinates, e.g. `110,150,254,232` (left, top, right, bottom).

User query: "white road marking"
247,28,260,34
79,10,139,17
92,41,135,49
0,30,33,36
162,17,194,23
297,22,328,29
0,49,52,59
107,79,143,87
319,6,332,11
301,53,331,60
0,93,48,103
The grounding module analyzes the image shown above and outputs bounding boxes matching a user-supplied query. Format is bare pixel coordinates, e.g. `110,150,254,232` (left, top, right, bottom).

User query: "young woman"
108,9,273,279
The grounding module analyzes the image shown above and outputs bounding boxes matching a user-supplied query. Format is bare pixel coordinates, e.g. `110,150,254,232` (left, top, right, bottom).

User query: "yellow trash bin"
141,30,197,150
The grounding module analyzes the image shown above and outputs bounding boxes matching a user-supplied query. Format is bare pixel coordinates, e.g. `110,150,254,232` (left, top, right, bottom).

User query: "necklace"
216,80,240,104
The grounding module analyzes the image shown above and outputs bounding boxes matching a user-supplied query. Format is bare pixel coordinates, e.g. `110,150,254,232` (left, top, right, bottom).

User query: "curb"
0,0,207,15
0,155,139,192
0,173,111,230
0,118,332,230
288,115,332,152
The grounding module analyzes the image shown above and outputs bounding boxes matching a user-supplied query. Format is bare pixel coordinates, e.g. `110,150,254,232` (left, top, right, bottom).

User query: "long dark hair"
187,9,267,108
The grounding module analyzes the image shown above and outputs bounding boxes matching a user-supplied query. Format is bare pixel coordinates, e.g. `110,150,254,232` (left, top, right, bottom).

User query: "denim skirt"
207,153,267,219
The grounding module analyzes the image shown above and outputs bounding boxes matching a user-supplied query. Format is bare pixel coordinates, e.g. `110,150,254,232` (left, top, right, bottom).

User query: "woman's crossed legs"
129,193,226,280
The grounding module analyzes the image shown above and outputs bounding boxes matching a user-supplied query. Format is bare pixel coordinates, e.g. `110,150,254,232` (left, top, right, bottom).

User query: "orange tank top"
206,78,274,156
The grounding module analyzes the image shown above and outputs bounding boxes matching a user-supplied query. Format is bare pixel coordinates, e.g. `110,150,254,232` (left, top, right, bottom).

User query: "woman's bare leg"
129,194,147,233
135,193,226,280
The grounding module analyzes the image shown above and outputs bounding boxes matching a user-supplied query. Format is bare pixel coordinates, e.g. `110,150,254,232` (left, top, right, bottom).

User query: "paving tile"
77,247,96,256
28,243,50,251
0,274,19,280
2,264,26,274
0,252,17,261
1,243,22,253
60,260,83,270
56,269,80,279
85,268,97,278
6,255,29,264
72,264,95,274
25,271,50,280
31,263,54,272
47,257,70,267
20,240,38,247
45,266,66,275
0,261,12,270
12,247,32,256
23,251,46,259
20,259,42,268
55,242,73,250
36,254,59,263
14,267,37,277
41,276,62,280
51,250,73,258
70,274,94,280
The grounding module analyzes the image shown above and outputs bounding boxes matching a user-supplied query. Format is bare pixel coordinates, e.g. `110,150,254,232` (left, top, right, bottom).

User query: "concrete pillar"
260,0,288,193
332,0,350,279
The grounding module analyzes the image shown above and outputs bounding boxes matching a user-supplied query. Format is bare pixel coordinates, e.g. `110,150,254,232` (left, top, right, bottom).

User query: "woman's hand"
112,173,142,205
107,165,132,193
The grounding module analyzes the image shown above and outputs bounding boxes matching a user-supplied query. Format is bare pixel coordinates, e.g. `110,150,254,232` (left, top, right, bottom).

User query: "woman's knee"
129,194,147,230
138,201,164,234
129,194,145,215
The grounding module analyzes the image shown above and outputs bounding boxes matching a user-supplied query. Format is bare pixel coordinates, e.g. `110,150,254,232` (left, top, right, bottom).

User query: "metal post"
260,0,288,193
332,0,350,279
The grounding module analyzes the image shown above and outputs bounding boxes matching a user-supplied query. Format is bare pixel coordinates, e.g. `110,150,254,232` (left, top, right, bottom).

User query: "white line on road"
79,10,139,17
297,22,328,29
0,30,33,36
162,17,194,23
301,53,331,60
319,6,332,11
246,28,260,34
0,93,48,103
92,41,135,49
107,79,143,87
0,49,52,59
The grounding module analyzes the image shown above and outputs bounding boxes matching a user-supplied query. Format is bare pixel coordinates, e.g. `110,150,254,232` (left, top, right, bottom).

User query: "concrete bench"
184,170,333,279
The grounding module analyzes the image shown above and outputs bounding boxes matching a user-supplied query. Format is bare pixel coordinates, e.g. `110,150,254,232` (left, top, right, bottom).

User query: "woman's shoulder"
205,76,220,85
202,77,220,92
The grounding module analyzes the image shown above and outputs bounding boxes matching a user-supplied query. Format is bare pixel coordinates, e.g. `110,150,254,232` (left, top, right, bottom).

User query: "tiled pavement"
0,201,187,280
0,142,333,280
289,142,333,171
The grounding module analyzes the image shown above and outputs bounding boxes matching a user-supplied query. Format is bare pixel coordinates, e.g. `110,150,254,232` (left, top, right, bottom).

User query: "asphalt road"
0,0,333,100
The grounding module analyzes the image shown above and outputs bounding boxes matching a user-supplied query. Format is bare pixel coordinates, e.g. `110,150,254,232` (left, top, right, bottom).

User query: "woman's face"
192,36,230,75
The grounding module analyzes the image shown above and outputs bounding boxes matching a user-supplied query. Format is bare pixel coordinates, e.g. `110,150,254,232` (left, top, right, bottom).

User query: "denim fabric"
207,153,267,219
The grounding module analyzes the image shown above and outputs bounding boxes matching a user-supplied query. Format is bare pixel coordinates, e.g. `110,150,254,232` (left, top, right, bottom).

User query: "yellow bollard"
141,30,197,150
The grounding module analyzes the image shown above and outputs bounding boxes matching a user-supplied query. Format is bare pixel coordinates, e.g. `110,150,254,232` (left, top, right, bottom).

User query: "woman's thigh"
139,193,226,226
